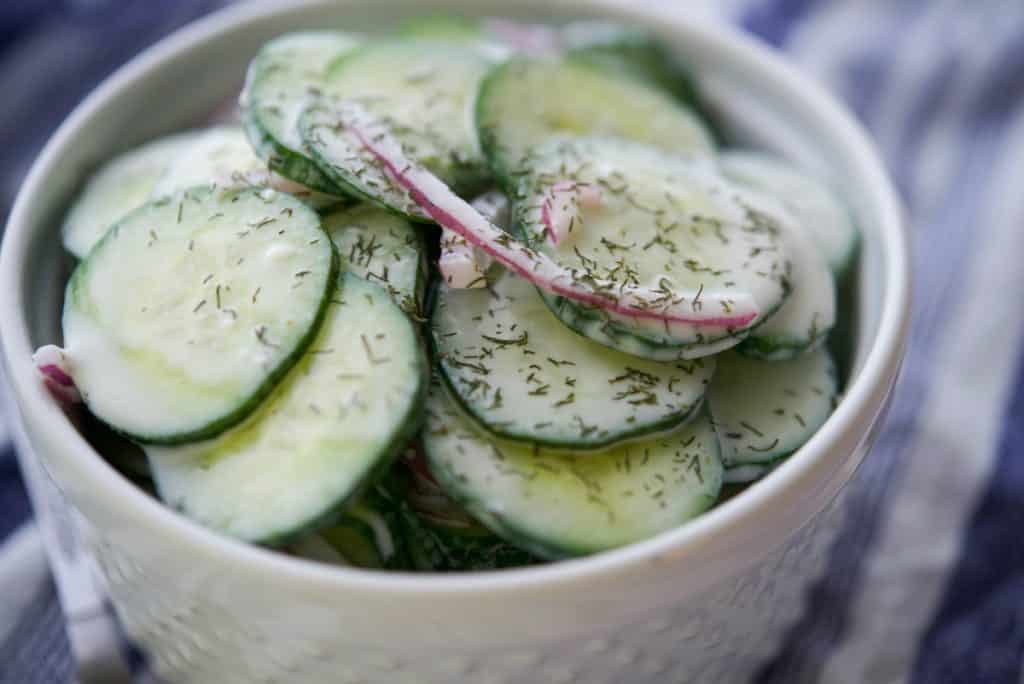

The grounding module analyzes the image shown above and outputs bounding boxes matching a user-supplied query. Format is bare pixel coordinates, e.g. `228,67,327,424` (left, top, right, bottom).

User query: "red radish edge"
341,104,758,329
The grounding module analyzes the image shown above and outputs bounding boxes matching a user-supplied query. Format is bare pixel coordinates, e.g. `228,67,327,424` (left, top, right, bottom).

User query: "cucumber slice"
61,133,195,259
737,193,836,360
720,151,859,277
323,204,427,317
242,31,361,194
397,16,512,61
299,40,493,216
562,21,701,108
707,348,838,471
147,275,427,544
537,291,752,362
476,57,714,186
433,267,714,449
152,126,340,210
423,382,723,559
63,186,336,444
513,137,791,357
398,15,484,40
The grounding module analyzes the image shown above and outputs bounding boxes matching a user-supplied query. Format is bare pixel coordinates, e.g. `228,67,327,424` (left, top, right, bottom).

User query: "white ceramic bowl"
0,1,909,682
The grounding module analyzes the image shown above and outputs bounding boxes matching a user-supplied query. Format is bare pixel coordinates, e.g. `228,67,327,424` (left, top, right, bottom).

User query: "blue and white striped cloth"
3,1,1024,682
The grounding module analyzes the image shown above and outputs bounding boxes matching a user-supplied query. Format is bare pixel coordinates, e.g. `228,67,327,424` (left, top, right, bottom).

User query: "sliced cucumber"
63,186,336,444
242,31,361,194
720,151,859,277
513,137,790,357
299,40,493,216
323,203,427,317
432,267,714,449
423,381,723,559
707,348,838,472
538,293,752,362
61,133,195,259
476,57,714,186
398,15,484,40
151,126,340,210
397,16,512,61
147,275,426,544
737,193,835,360
562,21,700,108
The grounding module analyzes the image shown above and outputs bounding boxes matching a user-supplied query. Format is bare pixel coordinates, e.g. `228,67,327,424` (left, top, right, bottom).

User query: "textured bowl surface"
0,1,909,682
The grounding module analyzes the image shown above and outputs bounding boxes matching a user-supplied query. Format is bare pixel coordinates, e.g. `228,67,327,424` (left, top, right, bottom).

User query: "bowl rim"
0,0,909,596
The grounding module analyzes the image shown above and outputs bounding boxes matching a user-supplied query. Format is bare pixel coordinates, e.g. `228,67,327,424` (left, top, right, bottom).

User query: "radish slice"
32,345,81,406
336,102,759,331
540,180,601,245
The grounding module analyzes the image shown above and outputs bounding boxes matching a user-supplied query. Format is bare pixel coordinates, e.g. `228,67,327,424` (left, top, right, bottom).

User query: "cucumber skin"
241,44,348,196
735,328,830,362
537,288,755,362
427,275,709,451
475,59,525,191
505,138,790,358
325,204,431,319
502,201,751,361
298,103,437,225
257,294,431,548
476,57,715,192
434,355,704,452
65,188,340,446
564,39,725,146
317,42,494,202
241,106,343,196
430,460,719,561
424,399,724,560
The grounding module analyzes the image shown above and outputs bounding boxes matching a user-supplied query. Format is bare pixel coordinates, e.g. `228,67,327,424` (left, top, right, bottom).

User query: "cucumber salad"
35,17,857,571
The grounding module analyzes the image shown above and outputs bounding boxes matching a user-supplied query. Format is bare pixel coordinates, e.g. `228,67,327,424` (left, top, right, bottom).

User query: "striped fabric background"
2,1,1024,682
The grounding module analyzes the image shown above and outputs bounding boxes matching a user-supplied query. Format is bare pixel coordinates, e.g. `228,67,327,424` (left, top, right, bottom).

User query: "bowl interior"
3,0,900,596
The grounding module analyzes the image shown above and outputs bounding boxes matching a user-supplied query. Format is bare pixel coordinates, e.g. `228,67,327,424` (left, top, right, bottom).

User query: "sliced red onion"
32,345,82,406
339,103,759,330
